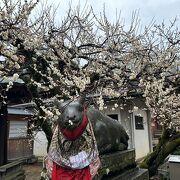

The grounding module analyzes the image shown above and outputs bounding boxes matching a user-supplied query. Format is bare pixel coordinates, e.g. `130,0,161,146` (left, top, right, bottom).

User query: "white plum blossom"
133,106,139,111
114,103,119,108
11,55,19,61
14,62,21,69
129,73,136,80
106,168,110,175
8,81,13,86
55,109,61,116
12,73,19,81
97,95,104,110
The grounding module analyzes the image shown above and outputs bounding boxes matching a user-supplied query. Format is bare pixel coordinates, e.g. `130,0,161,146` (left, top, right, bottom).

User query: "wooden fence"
8,137,33,161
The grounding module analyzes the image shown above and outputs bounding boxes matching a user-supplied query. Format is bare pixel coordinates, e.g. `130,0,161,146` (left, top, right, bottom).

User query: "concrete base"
100,167,149,180
95,149,149,180
0,161,25,180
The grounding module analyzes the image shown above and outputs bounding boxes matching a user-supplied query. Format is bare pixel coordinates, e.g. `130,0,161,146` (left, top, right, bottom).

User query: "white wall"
102,104,134,149
103,101,151,159
33,131,48,157
120,110,134,149
132,110,150,159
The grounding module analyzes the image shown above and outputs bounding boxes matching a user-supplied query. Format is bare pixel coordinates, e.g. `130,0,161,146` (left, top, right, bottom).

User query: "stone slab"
0,161,25,180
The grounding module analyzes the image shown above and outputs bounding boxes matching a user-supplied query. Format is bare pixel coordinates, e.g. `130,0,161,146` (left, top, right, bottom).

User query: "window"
108,114,118,121
135,116,144,130
9,121,28,138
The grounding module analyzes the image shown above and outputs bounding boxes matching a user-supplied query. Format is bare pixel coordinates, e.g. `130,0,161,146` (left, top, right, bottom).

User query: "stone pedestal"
96,149,149,180
0,161,25,180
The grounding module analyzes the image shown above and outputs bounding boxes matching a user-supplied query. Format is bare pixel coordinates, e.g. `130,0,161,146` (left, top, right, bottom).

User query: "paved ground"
23,163,42,180
23,162,160,180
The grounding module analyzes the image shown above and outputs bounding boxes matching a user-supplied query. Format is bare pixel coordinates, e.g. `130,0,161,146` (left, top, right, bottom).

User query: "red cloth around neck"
51,163,91,180
59,107,88,140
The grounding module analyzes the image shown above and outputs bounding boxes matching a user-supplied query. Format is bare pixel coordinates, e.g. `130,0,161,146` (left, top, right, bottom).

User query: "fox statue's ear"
78,94,86,105
54,99,63,110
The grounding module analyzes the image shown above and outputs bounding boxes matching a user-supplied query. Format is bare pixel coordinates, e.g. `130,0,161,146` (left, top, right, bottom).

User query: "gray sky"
48,0,180,26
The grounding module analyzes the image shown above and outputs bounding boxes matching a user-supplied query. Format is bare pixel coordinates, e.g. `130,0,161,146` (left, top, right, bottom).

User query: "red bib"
51,163,91,180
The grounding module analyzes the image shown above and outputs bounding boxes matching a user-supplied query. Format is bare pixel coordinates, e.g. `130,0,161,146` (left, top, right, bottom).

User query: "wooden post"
0,102,8,166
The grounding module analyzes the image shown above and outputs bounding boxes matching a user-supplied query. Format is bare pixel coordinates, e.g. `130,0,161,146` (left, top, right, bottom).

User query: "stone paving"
23,163,42,180
23,162,159,180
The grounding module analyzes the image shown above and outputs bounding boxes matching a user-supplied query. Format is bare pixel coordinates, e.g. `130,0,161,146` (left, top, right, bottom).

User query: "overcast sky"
47,0,180,26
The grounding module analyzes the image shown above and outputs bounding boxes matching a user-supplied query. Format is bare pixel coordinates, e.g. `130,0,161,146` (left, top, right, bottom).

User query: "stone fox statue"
56,96,129,154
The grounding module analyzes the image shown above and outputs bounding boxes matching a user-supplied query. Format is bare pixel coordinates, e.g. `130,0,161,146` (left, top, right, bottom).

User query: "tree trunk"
140,128,180,177
38,118,53,152
33,98,53,152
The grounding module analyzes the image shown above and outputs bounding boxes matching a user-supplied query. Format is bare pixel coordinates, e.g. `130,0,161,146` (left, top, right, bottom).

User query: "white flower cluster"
114,103,118,108
103,88,120,97
129,72,137,80
72,75,90,92
142,76,180,128
12,73,19,81
133,106,139,111
3,73,20,91
40,106,54,118
97,95,104,110
6,81,13,91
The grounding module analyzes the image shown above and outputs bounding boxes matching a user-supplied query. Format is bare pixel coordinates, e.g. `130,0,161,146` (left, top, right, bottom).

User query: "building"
102,98,153,160
0,77,32,165
7,106,34,161
9,102,49,158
